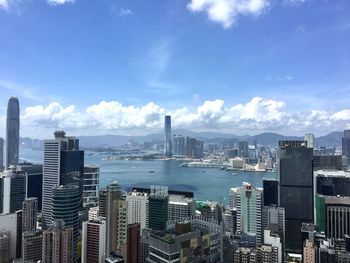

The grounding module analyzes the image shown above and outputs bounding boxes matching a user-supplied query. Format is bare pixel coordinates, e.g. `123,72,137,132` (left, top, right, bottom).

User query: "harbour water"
20,148,277,204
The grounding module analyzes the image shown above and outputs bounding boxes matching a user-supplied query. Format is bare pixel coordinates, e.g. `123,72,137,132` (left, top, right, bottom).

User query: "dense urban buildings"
3,96,350,262
5,97,20,169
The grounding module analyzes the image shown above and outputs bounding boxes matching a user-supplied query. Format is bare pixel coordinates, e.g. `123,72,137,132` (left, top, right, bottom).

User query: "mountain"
19,130,344,149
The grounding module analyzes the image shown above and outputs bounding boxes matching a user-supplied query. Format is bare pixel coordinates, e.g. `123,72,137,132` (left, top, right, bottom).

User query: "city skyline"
0,0,349,138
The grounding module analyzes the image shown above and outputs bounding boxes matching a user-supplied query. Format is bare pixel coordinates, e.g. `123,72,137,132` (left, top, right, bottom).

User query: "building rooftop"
315,170,350,178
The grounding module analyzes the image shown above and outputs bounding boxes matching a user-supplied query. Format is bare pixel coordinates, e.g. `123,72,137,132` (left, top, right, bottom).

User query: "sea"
20,148,277,204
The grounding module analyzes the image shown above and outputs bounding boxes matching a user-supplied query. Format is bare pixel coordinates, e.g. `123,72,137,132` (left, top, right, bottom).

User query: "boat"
232,172,237,176
202,170,206,173
148,170,155,173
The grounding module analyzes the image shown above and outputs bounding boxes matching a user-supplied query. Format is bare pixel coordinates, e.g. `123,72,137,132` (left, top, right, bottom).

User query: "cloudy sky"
0,0,349,138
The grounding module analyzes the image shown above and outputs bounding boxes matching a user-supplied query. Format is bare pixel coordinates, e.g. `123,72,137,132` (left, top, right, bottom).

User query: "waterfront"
20,148,277,204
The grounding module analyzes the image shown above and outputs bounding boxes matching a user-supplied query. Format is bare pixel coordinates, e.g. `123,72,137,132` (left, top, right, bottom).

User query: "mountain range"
20,130,344,149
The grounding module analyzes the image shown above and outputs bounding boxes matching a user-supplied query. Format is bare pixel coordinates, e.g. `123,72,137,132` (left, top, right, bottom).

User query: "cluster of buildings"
164,115,204,158
1,98,350,263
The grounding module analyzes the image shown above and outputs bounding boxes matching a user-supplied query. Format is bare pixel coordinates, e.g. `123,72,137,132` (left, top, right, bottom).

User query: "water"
20,148,277,204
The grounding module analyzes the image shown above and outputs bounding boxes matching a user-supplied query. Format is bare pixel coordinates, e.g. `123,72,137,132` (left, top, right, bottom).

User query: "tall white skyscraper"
233,182,263,244
304,133,315,149
164,115,172,157
6,97,20,168
126,191,149,231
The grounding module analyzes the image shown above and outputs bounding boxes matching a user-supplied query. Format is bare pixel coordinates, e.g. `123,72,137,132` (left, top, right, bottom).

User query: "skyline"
0,0,349,138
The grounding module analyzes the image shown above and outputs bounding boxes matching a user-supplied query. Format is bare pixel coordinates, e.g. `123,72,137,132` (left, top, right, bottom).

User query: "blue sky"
0,0,349,138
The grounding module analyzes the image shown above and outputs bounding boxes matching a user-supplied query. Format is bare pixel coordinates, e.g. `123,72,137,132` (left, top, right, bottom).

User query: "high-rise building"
185,137,204,159
262,205,285,258
263,179,278,206
0,231,10,263
22,231,42,262
127,223,140,263
16,163,43,211
105,182,122,256
99,189,107,218
126,191,149,230
278,140,313,253
313,155,343,171
82,218,106,263
6,97,20,169
164,115,172,157
51,185,80,262
0,169,26,214
0,212,20,259
342,130,350,166
304,133,315,149
168,194,196,222
22,197,38,234
147,222,217,263
83,165,100,208
42,220,73,263
233,182,263,244
314,170,350,233
325,196,350,239
0,137,4,170
42,131,84,229
263,229,282,263
303,239,316,263
172,135,186,156
238,141,249,158
148,186,168,231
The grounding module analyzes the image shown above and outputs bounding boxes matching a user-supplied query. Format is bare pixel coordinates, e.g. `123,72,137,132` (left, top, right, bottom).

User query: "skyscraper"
127,223,140,263
0,231,10,263
233,182,263,244
22,197,38,234
263,179,278,206
164,115,172,157
51,185,80,262
0,137,4,170
42,131,84,229
148,186,169,231
42,220,73,263
304,133,315,149
0,169,26,214
105,182,122,256
342,130,350,166
83,165,100,208
82,218,106,263
278,140,313,254
6,97,20,169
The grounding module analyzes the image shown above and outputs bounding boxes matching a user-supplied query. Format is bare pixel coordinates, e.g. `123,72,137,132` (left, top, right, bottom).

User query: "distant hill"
20,130,344,149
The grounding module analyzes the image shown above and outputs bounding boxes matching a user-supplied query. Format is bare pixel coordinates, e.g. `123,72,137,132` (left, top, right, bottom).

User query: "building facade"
6,97,20,169
164,115,172,157
278,140,313,253
83,166,100,208
82,218,106,263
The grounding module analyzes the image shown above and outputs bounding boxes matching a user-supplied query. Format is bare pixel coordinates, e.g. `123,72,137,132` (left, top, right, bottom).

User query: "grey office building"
42,131,84,229
164,115,172,157
0,137,4,170
278,140,313,254
6,97,20,168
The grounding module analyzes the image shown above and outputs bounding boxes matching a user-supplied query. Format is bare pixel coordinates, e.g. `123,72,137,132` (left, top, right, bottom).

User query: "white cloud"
15,97,350,138
119,8,133,16
0,0,10,10
47,0,75,6
187,0,269,28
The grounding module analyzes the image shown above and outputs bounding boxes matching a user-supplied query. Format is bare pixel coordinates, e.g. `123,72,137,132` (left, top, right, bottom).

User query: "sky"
0,0,349,138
